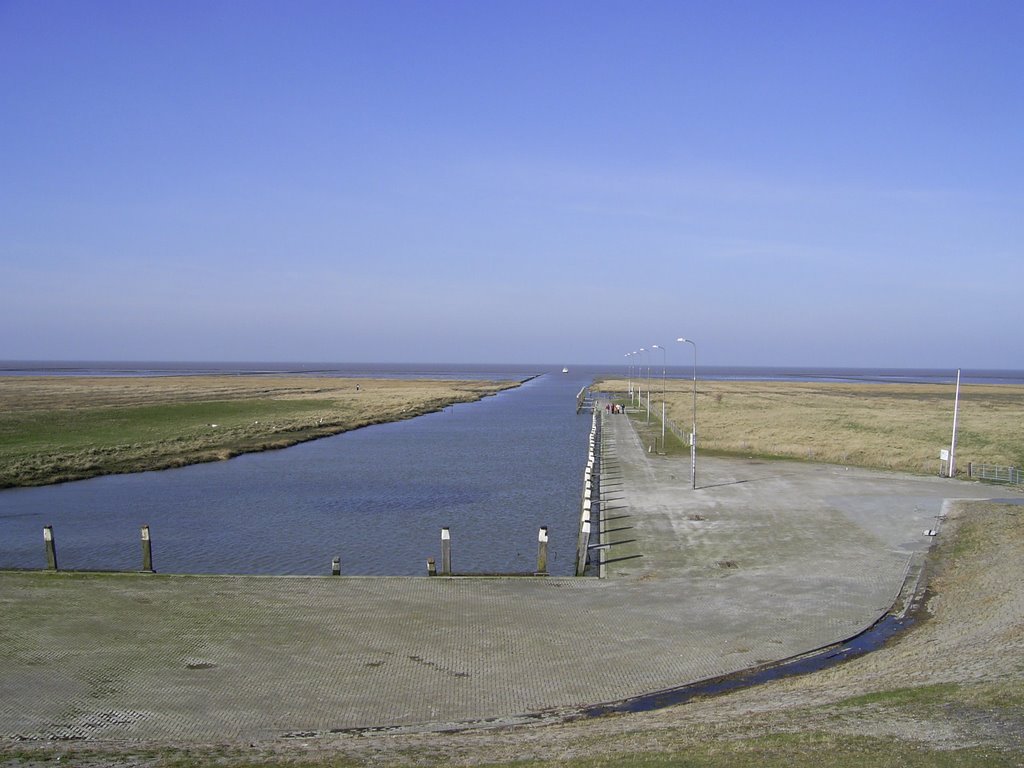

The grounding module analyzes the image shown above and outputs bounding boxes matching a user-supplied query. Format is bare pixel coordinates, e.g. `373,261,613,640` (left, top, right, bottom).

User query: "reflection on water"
0,370,593,576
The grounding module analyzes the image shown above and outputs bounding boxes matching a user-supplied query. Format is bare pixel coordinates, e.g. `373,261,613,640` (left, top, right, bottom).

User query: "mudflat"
0,376,517,488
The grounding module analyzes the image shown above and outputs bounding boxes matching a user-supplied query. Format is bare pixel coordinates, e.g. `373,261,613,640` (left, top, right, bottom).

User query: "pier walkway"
0,407,1004,743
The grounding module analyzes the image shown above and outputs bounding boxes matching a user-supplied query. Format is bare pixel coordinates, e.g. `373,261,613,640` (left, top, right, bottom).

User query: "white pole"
646,352,651,423
677,338,697,489
653,345,667,450
949,368,961,477
640,348,651,422
689,344,696,489
626,352,634,405
625,353,632,400
660,349,666,449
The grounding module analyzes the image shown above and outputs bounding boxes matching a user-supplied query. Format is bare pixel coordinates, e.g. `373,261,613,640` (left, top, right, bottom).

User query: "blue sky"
2,1,1021,368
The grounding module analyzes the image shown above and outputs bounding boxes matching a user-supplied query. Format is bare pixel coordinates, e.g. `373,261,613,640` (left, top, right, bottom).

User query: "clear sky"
2,1,1021,368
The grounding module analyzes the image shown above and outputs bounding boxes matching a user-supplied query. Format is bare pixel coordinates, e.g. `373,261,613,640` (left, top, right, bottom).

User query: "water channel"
0,368,595,576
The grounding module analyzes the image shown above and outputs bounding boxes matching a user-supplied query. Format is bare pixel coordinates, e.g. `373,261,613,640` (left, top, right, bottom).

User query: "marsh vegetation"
599,378,1024,475
0,376,516,488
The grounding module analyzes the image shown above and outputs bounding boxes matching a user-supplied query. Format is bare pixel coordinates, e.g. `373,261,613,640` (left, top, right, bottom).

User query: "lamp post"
949,368,961,477
639,348,651,422
624,353,630,401
676,337,697,489
628,352,636,405
633,351,641,406
625,352,634,403
652,344,667,451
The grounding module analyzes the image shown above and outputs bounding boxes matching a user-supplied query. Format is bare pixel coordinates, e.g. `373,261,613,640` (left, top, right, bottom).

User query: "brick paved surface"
0,406,1005,743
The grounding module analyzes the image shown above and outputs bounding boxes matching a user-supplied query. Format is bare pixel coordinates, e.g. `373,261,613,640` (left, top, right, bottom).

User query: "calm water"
0,367,593,576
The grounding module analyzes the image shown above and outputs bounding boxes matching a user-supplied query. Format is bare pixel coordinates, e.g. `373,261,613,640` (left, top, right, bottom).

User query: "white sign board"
940,449,950,461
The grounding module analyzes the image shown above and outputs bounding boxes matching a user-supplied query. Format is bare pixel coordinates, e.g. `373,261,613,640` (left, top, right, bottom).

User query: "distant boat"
562,367,569,374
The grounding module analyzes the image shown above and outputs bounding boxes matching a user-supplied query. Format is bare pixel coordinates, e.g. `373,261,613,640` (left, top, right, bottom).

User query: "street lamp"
676,337,697,489
625,352,634,403
623,353,630,404
626,352,634,405
652,344,667,451
949,368,962,477
639,348,651,422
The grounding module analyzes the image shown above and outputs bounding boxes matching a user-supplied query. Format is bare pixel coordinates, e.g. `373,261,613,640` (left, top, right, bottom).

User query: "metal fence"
970,463,1024,485
636,395,692,446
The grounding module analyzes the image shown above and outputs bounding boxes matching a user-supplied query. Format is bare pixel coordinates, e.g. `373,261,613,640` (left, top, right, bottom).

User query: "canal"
0,368,595,576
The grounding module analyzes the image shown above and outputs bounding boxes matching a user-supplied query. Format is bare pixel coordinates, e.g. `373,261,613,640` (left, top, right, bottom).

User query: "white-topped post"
575,519,591,576
536,526,549,574
141,524,154,572
43,525,58,571
440,527,452,576
652,344,667,451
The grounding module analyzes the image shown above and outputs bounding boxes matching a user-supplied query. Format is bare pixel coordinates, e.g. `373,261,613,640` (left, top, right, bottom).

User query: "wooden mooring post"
440,527,452,575
140,525,154,572
575,519,591,576
536,526,549,575
43,525,58,571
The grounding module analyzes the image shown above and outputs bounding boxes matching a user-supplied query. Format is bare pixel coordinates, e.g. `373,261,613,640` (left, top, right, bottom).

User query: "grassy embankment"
596,378,1024,475
0,376,517,488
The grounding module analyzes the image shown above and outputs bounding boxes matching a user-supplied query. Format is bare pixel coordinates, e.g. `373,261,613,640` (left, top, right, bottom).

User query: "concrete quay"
0,407,1006,743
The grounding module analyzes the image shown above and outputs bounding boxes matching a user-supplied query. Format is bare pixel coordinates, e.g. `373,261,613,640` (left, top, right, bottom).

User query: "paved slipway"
0,404,1009,744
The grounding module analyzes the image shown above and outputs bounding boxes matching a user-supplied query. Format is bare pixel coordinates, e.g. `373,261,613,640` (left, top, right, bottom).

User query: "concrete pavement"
0,405,1011,743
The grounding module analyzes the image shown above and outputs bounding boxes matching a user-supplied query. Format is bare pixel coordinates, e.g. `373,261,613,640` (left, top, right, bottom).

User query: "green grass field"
0,398,329,455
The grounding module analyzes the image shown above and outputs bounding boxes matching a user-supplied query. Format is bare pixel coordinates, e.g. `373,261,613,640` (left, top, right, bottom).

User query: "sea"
3,360,1023,385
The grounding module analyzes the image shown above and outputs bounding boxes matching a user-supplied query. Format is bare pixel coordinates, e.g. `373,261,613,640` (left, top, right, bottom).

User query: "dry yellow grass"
0,376,517,487
598,378,1024,475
